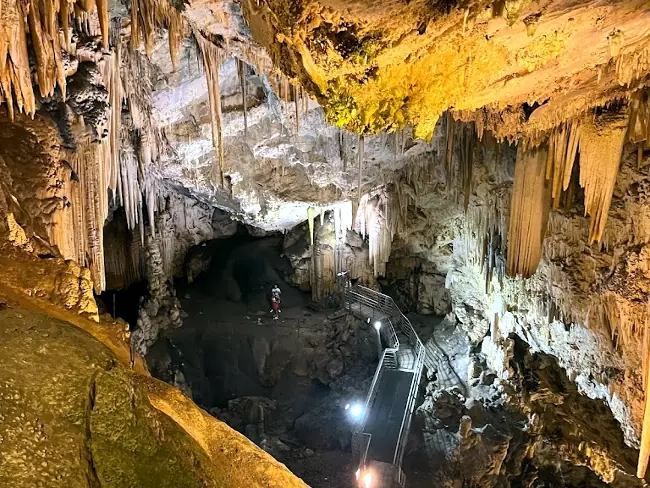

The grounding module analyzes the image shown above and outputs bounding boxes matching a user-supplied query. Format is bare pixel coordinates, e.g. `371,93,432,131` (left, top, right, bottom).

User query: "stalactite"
96,0,109,49
578,111,628,244
355,187,398,277
333,201,353,243
358,135,365,204
119,142,143,231
629,90,650,170
194,30,225,187
131,0,141,49
100,48,123,202
639,383,650,479
237,58,248,138
507,144,551,278
302,86,308,114
308,206,315,246
168,11,181,71
0,0,115,118
444,112,455,190
294,84,300,135
458,125,475,212
544,121,580,209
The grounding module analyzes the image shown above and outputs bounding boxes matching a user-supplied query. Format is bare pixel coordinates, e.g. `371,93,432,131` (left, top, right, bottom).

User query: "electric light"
373,321,381,331
347,402,364,421
363,472,372,488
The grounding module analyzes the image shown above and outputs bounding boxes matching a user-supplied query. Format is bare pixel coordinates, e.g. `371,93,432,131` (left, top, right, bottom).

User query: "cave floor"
164,275,457,488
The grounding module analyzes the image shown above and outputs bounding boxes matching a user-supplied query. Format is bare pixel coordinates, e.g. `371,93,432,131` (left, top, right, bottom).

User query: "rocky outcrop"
249,314,376,388
0,301,307,488
415,336,645,487
283,211,377,302
132,235,183,356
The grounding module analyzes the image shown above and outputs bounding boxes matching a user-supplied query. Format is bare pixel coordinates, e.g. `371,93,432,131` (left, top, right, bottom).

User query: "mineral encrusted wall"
382,116,650,472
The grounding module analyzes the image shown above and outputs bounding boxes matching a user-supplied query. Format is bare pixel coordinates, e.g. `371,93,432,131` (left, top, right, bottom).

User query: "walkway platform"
348,301,389,322
345,285,426,488
365,369,415,463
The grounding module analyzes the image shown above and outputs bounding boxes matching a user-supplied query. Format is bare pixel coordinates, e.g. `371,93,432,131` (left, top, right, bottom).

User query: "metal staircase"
345,285,426,488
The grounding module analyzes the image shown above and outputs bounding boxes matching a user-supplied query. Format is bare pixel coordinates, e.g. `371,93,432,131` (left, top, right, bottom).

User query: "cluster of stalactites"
305,204,352,301
579,112,628,244
507,110,628,278
306,203,353,248
0,0,110,119
130,0,184,70
629,90,650,166
62,136,111,294
355,187,399,277
506,144,551,278
444,114,476,212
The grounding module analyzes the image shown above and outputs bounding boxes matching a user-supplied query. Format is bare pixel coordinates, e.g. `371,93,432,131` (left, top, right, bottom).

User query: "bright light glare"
345,403,350,410
348,403,364,420
373,321,381,331
355,469,360,481
363,472,372,488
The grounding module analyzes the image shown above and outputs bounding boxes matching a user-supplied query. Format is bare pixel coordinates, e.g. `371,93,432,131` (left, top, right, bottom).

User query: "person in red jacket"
270,284,281,319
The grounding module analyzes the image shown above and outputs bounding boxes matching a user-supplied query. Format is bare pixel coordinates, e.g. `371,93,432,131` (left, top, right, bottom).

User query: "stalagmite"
195,30,225,187
507,144,551,278
578,112,628,244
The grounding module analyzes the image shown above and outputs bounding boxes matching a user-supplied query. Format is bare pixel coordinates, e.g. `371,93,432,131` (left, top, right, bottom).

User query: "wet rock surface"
0,299,307,488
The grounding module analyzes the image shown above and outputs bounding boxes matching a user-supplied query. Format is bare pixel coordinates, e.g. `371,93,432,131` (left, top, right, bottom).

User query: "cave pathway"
345,285,426,488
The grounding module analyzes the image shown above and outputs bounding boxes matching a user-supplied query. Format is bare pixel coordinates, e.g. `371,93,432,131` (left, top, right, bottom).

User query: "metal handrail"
346,285,426,488
352,347,398,467
393,342,425,473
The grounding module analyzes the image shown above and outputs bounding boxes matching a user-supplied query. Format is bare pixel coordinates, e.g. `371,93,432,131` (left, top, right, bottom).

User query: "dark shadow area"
97,281,147,326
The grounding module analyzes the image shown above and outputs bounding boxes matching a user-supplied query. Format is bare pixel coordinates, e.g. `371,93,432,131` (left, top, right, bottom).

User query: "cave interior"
3,0,650,487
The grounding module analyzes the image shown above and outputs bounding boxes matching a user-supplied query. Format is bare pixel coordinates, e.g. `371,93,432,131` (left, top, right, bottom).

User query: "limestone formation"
132,234,183,356
5,0,650,485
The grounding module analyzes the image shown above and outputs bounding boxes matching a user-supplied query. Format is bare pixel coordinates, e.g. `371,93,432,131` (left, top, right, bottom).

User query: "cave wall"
374,115,650,481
